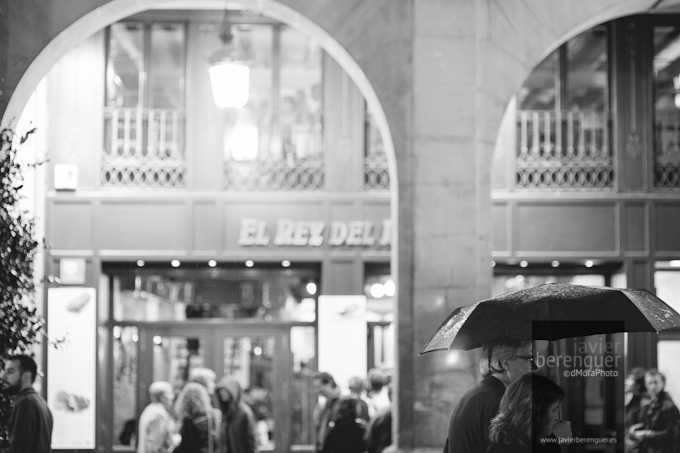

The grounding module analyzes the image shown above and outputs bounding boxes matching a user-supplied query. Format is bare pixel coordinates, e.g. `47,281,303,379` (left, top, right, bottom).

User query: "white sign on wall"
47,287,97,449
318,295,368,393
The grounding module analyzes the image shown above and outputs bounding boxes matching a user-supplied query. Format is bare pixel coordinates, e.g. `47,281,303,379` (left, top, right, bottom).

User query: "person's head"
2,354,38,395
368,368,385,393
175,382,212,420
489,374,565,445
149,381,174,411
216,376,242,413
645,369,666,397
313,372,338,399
188,368,217,396
348,377,366,396
333,396,361,425
625,367,646,395
480,339,535,385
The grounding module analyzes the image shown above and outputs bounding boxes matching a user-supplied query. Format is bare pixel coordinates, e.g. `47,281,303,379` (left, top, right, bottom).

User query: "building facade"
4,1,680,452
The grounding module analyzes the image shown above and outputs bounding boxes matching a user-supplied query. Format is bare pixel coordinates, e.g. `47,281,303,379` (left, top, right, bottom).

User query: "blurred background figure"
348,376,372,422
625,367,648,453
368,369,390,413
137,381,176,453
313,372,341,453
188,368,217,400
364,384,392,453
628,369,680,453
321,395,366,453
215,376,258,453
173,382,220,453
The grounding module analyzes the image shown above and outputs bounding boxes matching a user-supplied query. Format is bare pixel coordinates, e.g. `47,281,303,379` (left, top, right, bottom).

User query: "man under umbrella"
443,339,571,453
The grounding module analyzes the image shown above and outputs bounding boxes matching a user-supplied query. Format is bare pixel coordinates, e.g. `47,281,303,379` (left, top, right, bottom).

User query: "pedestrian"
364,399,392,453
137,381,177,453
348,377,372,421
0,354,53,453
321,395,366,453
486,373,571,452
188,368,217,400
629,369,680,453
368,369,390,413
444,339,536,453
625,367,647,453
173,382,220,453
313,372,341,453
215,376,257,453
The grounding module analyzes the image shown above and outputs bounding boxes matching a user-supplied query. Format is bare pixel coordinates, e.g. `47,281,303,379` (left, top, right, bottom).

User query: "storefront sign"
237,218,391,247
47,287,97,450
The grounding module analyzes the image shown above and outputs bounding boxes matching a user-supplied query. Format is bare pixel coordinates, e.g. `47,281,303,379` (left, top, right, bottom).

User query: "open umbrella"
420,282,680,354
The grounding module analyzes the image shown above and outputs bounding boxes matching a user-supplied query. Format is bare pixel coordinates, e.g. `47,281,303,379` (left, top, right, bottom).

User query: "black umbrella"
420,282,680,354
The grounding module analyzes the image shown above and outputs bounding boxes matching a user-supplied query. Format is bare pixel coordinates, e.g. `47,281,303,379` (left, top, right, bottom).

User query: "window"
104,21,186,188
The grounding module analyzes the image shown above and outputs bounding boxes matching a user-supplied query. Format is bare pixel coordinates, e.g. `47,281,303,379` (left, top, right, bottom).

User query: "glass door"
129,322,291,452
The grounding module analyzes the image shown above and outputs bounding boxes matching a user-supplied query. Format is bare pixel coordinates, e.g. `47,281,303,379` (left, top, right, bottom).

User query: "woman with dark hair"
628,369,679,453
173,382,220,453
321,395,366,453
486,374,570,453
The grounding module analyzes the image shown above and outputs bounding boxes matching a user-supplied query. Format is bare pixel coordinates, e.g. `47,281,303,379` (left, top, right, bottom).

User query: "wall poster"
47,287,97,449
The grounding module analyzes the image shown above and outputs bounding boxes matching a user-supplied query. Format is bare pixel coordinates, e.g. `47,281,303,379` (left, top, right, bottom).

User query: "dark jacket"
316,395,341,452
445,375,506,453
631,391,680,453
215,377,257,453
173,412,219,453
626,392,645,453
322,419,365,453
0,387,53,453
364,404,392,453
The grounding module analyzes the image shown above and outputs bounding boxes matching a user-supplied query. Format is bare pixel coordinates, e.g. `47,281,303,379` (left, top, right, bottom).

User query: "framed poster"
47,287,96,449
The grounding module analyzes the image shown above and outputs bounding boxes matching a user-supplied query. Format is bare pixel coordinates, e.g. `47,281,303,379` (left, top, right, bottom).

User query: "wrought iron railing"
103,107,186,188
516,110,613,190
364,111,390,191
654,110,680,189
224,157,324,191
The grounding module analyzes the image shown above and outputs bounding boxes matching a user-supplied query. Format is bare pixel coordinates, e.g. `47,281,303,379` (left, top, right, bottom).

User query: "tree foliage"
0,126,44,436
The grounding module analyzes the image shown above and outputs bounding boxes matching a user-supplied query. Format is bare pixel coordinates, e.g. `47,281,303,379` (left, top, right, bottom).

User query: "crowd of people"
134,367,258,453
132,366,394,453
313,369,393,453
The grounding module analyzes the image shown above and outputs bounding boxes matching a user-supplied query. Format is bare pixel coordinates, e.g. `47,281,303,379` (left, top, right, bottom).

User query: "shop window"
653,27,680,189
223,24,324,191
654,262,680,408
108,262,319,322
104,21,186,189
515,26,613,190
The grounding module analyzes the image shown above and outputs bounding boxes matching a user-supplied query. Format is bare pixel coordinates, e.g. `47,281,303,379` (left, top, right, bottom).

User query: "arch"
2,0,397,200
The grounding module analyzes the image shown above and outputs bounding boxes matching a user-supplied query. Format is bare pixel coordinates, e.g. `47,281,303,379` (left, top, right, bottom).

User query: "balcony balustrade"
103,107,186,188
516,110,613,190
224,156,325,191
654,109,680,189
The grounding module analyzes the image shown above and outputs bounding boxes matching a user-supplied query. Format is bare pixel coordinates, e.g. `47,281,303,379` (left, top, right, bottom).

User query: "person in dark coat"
625,367,647,453
314,372,341,453
0,354,53,453
321,395,366,453
173,383,220,453
629,369,680,453
215,376,257,453
364,403,392,453
444,339,536,453
486,374,570,453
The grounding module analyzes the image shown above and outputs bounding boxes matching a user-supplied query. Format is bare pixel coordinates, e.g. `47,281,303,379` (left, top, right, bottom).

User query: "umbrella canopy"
420,283,680,354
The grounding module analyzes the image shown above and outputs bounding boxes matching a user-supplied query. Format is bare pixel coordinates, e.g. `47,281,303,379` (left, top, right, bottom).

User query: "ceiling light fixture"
209,10,251,109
